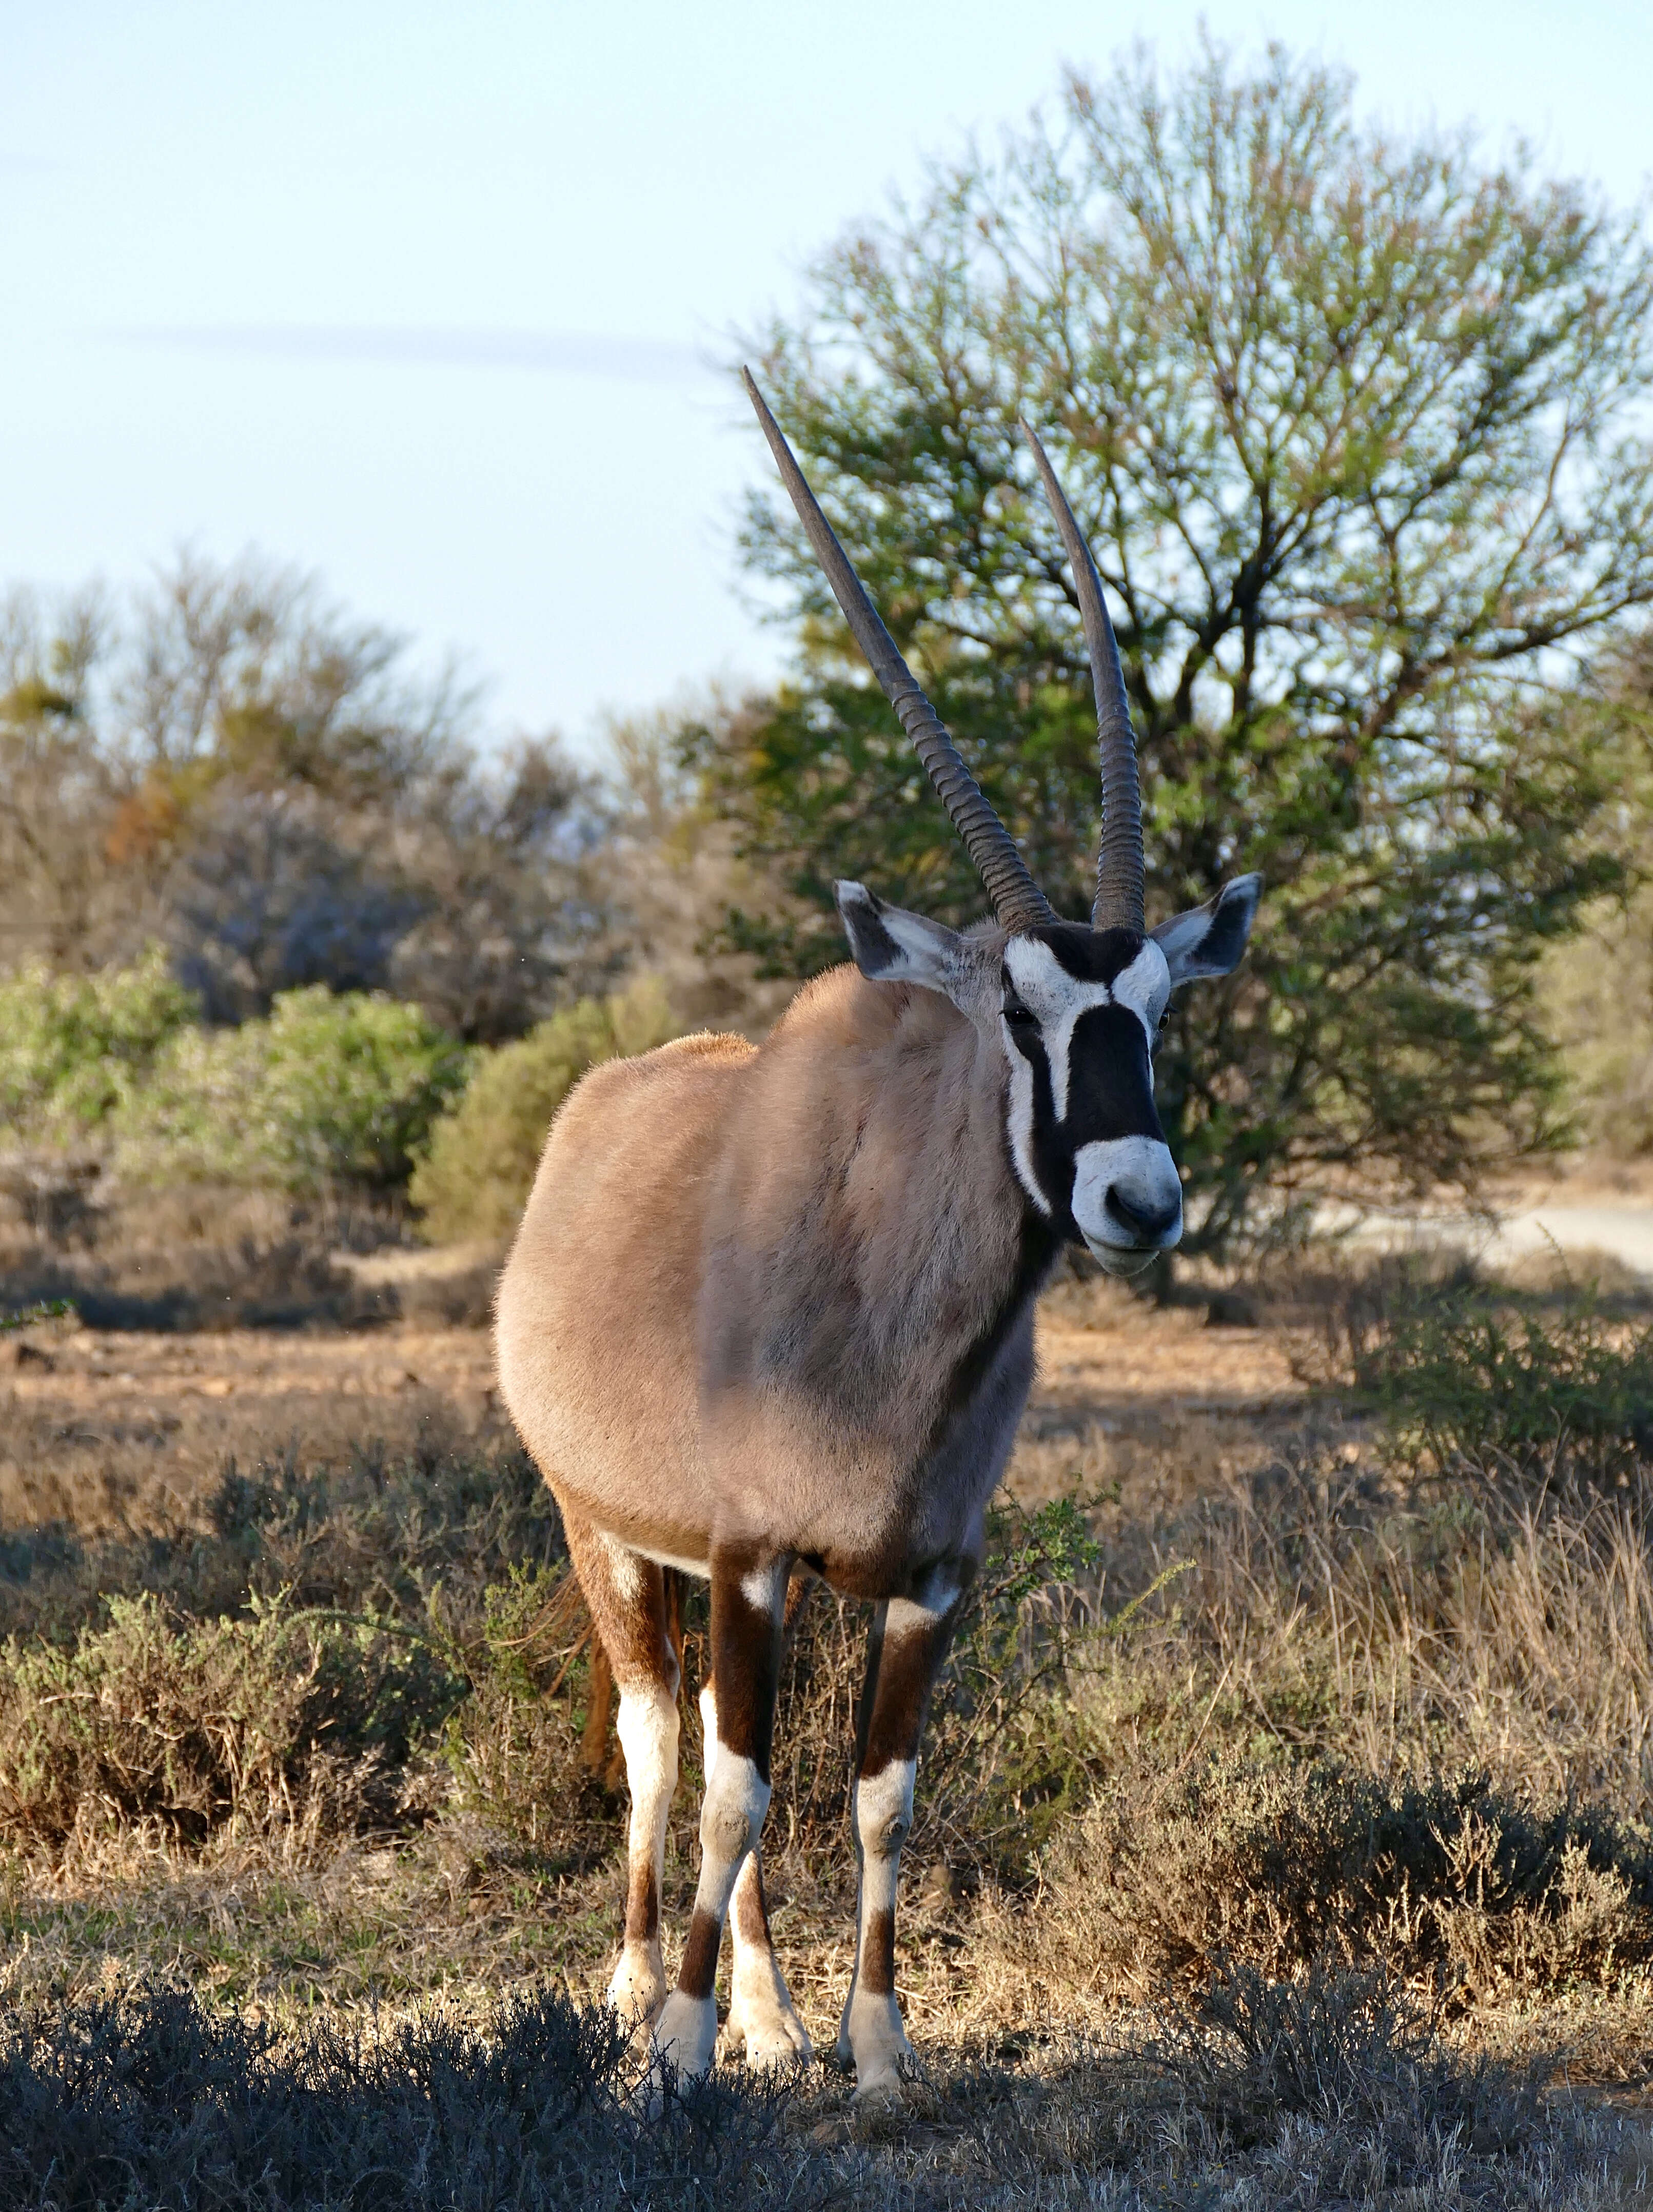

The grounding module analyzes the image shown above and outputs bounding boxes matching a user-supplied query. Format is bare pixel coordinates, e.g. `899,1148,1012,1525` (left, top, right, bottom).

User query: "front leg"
700,1682,813,2069
653,1549,788,2080
836,1575,962,2099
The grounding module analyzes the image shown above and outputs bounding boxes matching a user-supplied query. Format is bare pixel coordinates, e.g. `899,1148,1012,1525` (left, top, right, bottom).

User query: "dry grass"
7,1241,1653,2203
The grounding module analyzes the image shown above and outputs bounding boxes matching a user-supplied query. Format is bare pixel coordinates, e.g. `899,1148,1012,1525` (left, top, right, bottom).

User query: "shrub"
118,986,473,1192
1073,1756,1653,1998
0,1981,819,2212
1346,1273,1653,1488
1150,1960,1549,2175
409,976,678,1242
0,949,198,1141
0,1971,1606,2212
0,1590,467,1851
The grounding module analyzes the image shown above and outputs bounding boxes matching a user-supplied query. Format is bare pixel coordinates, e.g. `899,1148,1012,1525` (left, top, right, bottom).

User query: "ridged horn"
743,368,1054,934
1019,422,1146,936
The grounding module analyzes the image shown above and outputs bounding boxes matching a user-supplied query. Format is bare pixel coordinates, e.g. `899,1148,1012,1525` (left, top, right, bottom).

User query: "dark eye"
1002,999,1037,1030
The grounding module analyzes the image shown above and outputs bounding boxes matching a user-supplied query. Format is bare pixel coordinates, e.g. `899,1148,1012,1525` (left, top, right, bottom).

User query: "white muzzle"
1072,1136,1184,1276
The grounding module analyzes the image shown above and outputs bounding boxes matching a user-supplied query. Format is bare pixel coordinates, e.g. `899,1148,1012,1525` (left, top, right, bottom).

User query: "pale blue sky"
3,2,1650,752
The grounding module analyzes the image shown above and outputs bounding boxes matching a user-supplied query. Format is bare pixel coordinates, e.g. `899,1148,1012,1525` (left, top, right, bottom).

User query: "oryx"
495,371,1259,2097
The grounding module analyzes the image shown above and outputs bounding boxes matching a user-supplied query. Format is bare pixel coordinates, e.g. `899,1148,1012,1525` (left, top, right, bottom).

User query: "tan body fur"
498,959,1042,1598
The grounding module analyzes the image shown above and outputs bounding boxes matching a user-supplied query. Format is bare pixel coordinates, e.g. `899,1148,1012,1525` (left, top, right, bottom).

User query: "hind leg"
701,1681,813,2068
562,1505,680,2027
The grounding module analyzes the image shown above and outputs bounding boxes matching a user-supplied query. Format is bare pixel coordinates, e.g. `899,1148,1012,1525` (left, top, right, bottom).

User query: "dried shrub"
0,1436,585,1849
0,1591,465,1852
1151,1960,1550,2167
1065,1759,1653,2000
0,1980,817,2212
0,1973,1624,2212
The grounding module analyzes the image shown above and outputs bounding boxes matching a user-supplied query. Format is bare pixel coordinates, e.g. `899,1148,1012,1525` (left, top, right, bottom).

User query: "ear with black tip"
1151,873,1262,986
836,880,966,995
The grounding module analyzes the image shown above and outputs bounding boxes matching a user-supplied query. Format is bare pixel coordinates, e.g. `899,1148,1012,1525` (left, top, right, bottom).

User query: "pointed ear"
836,881,966,995
1151,873,1261,986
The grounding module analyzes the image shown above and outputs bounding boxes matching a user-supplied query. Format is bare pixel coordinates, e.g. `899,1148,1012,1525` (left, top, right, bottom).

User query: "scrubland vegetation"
10,33,1653,2212
4,1264,1653,2205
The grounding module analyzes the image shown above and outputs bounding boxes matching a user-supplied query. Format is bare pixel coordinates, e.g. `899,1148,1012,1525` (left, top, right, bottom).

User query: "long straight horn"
744,369,1054,934
1019,423,1145,936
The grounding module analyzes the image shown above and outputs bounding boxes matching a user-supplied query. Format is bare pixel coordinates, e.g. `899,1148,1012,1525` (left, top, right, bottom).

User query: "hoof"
607,1947,666,2031
651,1991,719,2083
728,1999,814,2071
853,2037,919,2102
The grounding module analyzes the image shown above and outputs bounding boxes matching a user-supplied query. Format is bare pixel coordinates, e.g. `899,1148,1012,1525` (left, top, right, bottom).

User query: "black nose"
1105,1184,1180,1244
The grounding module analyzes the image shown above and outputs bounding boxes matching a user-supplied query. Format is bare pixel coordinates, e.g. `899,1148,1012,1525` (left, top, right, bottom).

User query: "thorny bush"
1333,1263,1653,1490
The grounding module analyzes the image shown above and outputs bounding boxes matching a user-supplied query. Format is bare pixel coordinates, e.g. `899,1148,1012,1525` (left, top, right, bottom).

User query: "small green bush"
0,949,198,1140
1350,1276,1653,1487
119,987,473,1193
410,976,679,1242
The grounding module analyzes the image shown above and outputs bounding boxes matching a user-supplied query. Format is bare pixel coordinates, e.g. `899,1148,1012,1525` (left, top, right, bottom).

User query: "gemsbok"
496,371,1260,2098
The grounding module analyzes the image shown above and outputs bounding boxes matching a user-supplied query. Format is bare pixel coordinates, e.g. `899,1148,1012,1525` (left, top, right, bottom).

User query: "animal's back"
495,1030,756,1555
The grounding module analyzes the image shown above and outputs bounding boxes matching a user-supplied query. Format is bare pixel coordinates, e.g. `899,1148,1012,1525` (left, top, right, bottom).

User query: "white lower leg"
607,1681,679,2025
726,1851,814,2067
840,1757,917,2097
652,1689,771,2078
697,1683,811,2067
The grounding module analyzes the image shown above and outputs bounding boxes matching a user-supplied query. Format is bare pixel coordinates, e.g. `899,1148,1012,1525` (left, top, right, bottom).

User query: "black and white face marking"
832,874,1259,1275
1000,924,1184,1276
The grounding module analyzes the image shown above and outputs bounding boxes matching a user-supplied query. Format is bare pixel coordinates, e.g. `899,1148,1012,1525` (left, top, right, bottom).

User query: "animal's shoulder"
646,1030,757,1068
554,1028,756,1132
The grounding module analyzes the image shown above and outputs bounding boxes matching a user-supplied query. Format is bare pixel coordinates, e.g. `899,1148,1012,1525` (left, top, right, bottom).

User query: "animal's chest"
900,1295,1038,1553
700,1276,1039,1599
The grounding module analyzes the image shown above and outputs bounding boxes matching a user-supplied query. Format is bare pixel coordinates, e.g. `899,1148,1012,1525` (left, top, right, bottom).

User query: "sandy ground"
1325,1155,1653,1278
1350,1201,1653,1277
0,1276,1313,1538
2,1323,500,1428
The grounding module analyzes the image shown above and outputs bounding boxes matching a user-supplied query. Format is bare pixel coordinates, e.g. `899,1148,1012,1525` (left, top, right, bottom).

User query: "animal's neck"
817,978,1059,1384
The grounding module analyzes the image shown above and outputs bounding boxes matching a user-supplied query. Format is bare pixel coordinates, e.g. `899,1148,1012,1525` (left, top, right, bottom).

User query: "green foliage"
409,976,679,1242
711,43,1653,1252
119,986,473,1192
1539,635,1653,1151
982,1493,1103,1607
0,1299,74,1334
0,949,198,1141
1352,1276,1653,1488
766,1491,1148,1868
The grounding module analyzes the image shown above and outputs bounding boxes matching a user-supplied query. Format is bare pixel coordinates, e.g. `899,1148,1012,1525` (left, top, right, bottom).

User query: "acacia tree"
707,44,1653,1252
